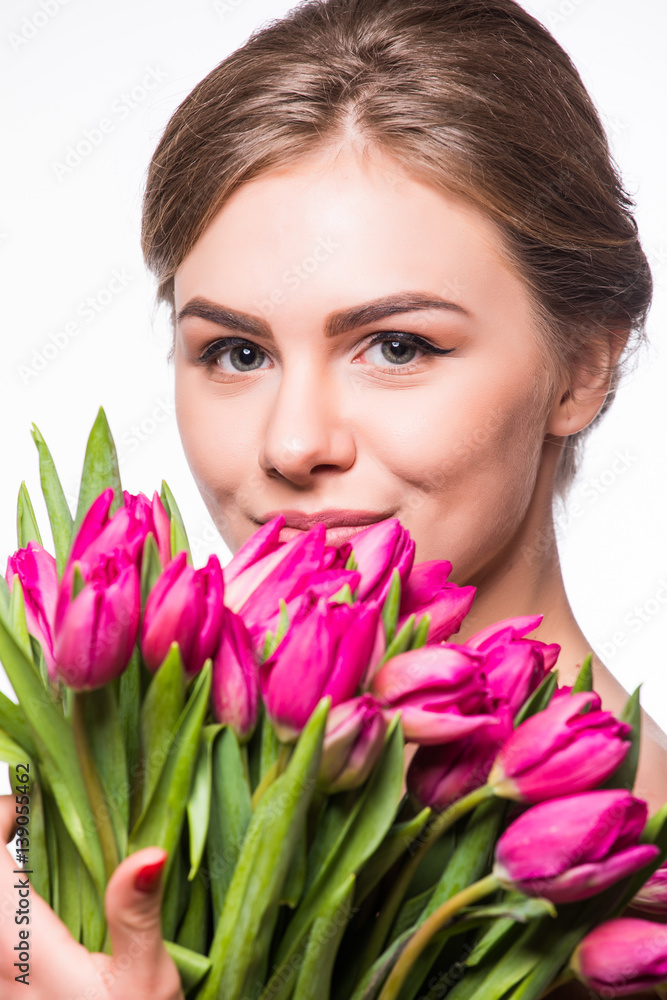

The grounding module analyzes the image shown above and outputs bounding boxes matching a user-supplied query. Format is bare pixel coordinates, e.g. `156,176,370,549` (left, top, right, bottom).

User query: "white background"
0,0,665,750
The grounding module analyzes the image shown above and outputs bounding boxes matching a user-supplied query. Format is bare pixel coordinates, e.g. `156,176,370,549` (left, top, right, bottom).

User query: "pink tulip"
487,691,631,801
465,615,545,651
244,568,361,648
70,487,171,569
571,918,667,995
211,605,259,744
6,542,58,679
140,552,225,677
398,560,476,642
407,705,514,810
260,593,381,743
318,694,387,793
53,548,140,689
370,645,499,745
224,521,330,618
631,863,667,914
347,518,415,604
493,790,659,903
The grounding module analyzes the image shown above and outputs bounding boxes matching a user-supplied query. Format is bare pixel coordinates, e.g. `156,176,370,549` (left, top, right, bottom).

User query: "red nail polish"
134,853,167,893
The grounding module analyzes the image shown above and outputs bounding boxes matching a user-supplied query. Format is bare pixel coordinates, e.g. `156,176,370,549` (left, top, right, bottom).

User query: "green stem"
378,873,500,1000
250,743,292,808
72,692,119,880
359,784,495,977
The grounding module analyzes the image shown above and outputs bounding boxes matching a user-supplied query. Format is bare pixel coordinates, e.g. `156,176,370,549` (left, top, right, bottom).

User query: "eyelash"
196,331,455,374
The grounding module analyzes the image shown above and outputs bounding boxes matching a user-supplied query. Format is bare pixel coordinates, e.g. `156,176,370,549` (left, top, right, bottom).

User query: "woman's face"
173,146,559,584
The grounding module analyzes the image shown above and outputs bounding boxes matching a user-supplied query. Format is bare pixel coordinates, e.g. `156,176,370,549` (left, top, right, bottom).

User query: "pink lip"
260,509,393,530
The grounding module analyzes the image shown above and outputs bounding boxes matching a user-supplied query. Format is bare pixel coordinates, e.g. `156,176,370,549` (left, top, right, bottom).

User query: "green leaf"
409,614,431,650
344,552,358,572
199,698,329,1000
355,808,432,906
207,726,253,922
0,615,106,895
30,423,74,577
164,941,212,995
140,532,163,604
16,481,43,549
272,717,405,987
0,573,10,615
49,796,82,942
73,406,122,537
570,652,593,693
601,685,641,793
160,479,192,563
378,615,416,670
116,650,142,825
186,723,224,880
460,897,556,923
393,799,507,1000
293,874,356,1000
81,685,129,857
129,661,212,871
513,670,558,726
139,642,186,812
281,817,307,908
381,570,402,646
175,872,211,954
79,859,106,952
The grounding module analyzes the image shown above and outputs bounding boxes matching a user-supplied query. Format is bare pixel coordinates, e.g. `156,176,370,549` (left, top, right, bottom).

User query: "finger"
105,846,183,999
0,796,17,845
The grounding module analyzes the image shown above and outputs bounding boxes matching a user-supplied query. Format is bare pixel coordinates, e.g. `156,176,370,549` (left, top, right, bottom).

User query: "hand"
0,795,184,999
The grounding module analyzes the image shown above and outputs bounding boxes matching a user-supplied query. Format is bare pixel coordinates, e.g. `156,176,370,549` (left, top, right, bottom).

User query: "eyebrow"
177,292,468,339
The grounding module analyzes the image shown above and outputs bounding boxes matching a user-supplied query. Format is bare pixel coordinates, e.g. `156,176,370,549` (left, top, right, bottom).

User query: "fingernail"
134,853,167,893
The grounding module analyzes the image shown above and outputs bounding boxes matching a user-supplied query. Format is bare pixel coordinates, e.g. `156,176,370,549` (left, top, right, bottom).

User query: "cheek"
174,367,262,530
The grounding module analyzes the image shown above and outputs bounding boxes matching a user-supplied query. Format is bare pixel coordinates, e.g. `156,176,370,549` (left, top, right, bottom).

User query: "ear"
547,328,629,437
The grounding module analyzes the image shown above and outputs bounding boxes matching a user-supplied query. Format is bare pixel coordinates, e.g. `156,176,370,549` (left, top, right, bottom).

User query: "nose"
257,362,356,486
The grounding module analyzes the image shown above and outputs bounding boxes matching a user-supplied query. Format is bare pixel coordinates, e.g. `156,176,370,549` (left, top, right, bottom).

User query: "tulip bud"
6,542,58,679
69,487,171,569
53,548,140,689
140,552,225,677
260,594,380,742
571,918,667,995
487,691,631,801
211,606,259,744
631,864,667,914
318,694,387,793
398,560,476,643
347,518,415,604
370,645,499,745
224,522,332,623
407,705,513,811
493,790,659,903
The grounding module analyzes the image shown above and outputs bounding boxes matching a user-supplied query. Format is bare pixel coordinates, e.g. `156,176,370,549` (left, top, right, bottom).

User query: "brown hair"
141,0,651,494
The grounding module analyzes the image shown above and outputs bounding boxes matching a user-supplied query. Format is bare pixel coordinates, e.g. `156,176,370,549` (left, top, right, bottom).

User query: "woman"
1,0,664,996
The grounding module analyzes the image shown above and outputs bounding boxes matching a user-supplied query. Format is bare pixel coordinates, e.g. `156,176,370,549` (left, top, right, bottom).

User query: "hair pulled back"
141,0,652,493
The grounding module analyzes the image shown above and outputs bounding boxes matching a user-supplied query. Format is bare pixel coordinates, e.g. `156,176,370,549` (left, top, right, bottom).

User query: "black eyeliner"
366,331,455,355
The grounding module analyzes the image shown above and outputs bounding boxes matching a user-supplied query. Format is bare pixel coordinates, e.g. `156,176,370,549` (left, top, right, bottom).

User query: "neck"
453,438,590,686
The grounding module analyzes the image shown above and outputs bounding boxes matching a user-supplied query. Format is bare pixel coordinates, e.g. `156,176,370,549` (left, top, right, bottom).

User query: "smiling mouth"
254,508,395,545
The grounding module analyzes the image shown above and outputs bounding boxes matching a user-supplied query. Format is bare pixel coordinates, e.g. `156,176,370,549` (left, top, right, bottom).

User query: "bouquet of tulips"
2,406,667,999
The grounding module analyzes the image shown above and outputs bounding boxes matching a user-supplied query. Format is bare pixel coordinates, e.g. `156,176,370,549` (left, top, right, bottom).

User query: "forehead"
174,145,539,342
